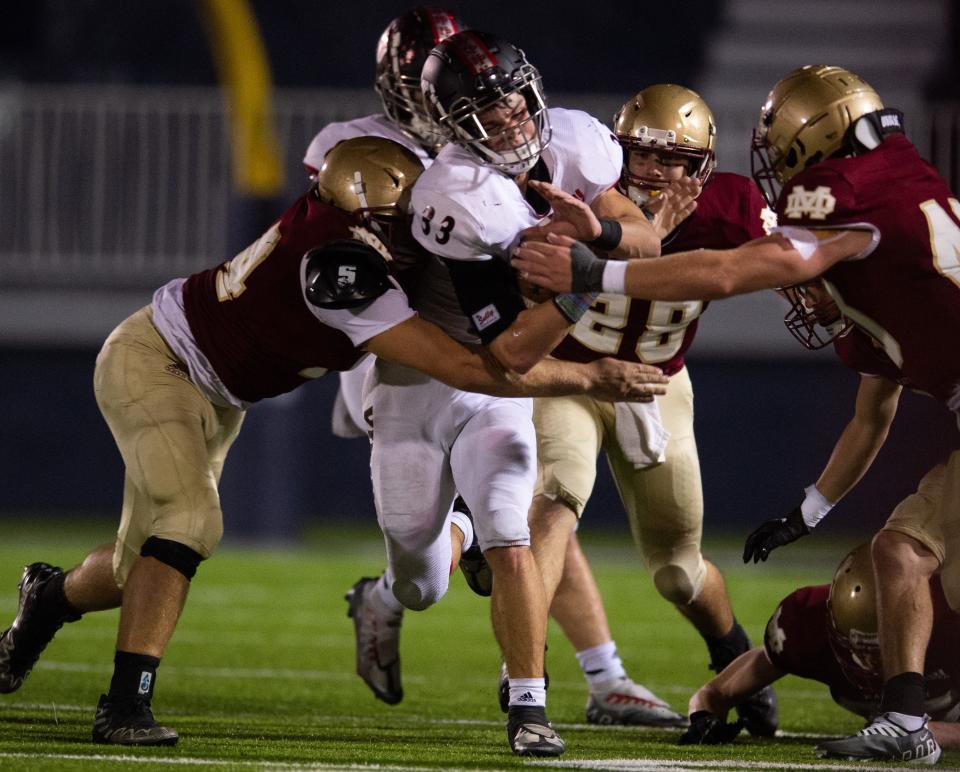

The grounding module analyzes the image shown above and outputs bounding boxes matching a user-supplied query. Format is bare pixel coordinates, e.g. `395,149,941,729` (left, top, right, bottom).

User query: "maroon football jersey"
552,173,770,375
183,192,371,403
764,579,960,719
778,135,960,407
833,328,903,382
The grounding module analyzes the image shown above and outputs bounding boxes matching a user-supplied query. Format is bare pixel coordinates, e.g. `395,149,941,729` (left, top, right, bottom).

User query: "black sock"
880,672,925,717
36,571,81,625
704,620,752,672
109,651,160,700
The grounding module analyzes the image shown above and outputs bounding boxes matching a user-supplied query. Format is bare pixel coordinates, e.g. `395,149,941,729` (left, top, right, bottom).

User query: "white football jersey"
303,114,433,173
410,107,621,341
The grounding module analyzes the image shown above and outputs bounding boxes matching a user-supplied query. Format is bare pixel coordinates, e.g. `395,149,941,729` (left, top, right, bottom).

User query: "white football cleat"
586,677,688,727
345,576,403,705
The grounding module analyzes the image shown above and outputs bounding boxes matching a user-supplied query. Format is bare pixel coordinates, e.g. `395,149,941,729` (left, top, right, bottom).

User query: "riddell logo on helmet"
454,33,497,75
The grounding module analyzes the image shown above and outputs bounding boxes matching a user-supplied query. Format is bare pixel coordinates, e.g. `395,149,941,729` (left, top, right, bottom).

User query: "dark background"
3,1,718,91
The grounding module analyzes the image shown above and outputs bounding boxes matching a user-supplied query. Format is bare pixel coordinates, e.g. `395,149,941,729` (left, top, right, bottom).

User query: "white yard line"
0,753,455,771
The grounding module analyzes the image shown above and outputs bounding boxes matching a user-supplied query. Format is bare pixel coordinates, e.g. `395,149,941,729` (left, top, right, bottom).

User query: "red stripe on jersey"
452,31,498,75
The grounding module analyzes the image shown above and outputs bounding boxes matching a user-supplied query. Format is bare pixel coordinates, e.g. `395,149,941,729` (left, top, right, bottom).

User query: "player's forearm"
689,647,784,719
930,721,960,750
487,302,572,374
815,420,892,502
622,236,824,301
815,379,900,502
609,215,660,259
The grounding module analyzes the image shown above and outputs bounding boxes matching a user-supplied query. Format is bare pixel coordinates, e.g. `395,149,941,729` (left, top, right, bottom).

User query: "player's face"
627,149,689,189
478,92,537,153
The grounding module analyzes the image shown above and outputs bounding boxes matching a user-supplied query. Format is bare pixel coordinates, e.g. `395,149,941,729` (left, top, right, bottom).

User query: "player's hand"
677,710,744,745
585,358,668,403
513,233,579,293
519,180,602,242
645,176,700,239
742,506,809,563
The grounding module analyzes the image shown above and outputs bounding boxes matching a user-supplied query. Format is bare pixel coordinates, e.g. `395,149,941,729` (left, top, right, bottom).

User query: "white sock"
885,711,925,731
373,571,403,615
576,640,627,690
449,507,474,552
508,678,547,708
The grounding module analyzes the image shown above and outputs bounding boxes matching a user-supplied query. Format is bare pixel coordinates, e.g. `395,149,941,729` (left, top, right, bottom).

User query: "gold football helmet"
751,65,884,205
827,543,882,695
316,137,425,265
613,84,717,197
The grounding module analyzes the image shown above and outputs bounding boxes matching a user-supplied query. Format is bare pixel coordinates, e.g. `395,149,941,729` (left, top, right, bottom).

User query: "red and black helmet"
421,30,551,176
374,7,467,154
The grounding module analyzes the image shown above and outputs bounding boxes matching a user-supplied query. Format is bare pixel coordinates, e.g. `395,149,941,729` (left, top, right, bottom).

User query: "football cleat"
91,694,179,746
498,656,550,714
507,705,565,757
814,713,941,764
454,496,492,597
345,576,403,705
0,562,80,694
586,677,688,727
735,683,779,737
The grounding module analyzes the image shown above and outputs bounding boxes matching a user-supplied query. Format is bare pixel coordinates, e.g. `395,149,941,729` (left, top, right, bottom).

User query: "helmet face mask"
613,84,716,204
781,282,851,350
423,31,551,176
374,7,466,153
826,543,882,699
750,65,885,207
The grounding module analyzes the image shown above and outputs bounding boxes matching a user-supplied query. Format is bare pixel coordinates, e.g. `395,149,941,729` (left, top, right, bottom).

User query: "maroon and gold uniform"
778,135,960,408
552,173,769,374
182,195,391,404
534,172,770,606
763,579,960,720
97,189,415,581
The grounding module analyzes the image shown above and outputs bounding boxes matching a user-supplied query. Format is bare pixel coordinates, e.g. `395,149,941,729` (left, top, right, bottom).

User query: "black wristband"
587,218,623,252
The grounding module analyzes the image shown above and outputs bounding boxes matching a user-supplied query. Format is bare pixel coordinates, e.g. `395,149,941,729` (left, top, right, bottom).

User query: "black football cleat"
454,496,492,597
92,694,179,746
0,562,80,694
735,683,779,737
507,705,565,756
815,713,941,764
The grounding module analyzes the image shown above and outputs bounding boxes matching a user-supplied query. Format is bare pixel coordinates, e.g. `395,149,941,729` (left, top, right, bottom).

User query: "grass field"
0,519,956,771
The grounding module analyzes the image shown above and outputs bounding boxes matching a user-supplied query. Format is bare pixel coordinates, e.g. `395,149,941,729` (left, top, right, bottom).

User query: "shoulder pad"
304,239,391,309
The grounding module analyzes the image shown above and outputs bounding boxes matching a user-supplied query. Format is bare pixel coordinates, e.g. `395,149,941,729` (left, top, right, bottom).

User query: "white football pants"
364,359,536,610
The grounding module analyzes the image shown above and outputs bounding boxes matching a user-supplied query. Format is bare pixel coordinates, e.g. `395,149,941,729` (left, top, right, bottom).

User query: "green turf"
0,519,956,770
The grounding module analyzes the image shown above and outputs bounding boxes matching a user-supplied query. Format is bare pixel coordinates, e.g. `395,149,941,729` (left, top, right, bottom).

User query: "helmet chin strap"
625,185,655,207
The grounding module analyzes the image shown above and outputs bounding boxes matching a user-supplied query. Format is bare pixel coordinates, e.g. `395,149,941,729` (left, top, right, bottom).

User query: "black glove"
742,506,809,563
677,710,745,745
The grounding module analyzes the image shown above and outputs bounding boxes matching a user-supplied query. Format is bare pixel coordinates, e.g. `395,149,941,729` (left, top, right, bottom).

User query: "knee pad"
140,537,204,580
392,574,448,611
653,556,706,606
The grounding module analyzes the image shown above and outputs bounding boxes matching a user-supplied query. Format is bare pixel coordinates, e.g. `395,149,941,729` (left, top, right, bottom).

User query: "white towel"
613,400,670,469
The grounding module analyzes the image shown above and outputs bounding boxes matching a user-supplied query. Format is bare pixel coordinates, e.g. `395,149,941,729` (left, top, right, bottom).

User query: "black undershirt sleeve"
442,257,527,344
